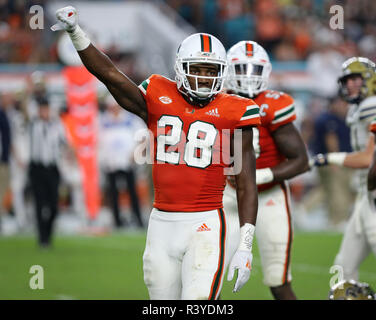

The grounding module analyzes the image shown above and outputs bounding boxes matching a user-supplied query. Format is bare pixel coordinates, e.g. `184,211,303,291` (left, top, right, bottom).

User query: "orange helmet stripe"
246,42,254,57
200,34,212,52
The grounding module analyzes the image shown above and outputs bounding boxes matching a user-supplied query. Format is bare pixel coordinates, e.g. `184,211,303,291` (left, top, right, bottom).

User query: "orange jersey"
138,74,260,212
253,90,296,191
370,117,376,133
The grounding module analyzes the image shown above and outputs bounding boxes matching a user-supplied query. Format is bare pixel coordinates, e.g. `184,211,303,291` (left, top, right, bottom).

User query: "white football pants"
223,182,293,287
334,189,376,280
143,207,227,300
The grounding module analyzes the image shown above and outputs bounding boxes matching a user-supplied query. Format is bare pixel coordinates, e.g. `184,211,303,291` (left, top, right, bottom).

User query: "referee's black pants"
29,163,60,247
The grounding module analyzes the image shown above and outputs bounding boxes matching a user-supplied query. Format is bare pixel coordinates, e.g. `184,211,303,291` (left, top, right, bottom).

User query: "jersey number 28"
156,115,217,169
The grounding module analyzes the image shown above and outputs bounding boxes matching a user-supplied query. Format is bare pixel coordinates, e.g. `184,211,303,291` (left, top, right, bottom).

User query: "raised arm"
77,45,148,121
51,6,147,122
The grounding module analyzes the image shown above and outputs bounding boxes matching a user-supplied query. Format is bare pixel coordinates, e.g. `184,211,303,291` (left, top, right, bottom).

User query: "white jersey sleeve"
358,95,376,124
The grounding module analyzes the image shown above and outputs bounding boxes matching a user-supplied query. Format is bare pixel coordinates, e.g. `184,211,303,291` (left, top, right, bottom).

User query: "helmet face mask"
175,33,228,104
228,61,269,96
340,73,364,101
226,41,272,98
176,60,226,98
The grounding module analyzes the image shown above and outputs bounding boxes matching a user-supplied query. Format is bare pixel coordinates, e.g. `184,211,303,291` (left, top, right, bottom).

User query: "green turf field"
1,231,375,300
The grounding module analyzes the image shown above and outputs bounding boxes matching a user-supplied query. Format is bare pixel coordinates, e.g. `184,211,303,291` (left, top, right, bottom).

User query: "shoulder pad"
150,74,175,83
359,95,376,121
138,74,175,96
258,90,293,107
360,95,376,108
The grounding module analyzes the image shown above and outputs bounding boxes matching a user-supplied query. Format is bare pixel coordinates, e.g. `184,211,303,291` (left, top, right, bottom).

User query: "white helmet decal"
175,33,228,101
226,41,272,97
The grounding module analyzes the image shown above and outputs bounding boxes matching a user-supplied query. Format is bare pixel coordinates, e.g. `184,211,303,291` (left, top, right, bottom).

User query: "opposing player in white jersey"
223,41,309,299
51,7,261,300
312,57,376,281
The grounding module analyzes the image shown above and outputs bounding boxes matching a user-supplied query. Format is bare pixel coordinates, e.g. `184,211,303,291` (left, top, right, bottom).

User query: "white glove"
51,6,78,32
50,6,91,52
227,250,253,292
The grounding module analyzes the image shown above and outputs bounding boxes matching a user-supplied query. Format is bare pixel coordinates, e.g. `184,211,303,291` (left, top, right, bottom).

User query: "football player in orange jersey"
368,117,376,193
51,7,261,299
223,41,309,300
368,117,376,216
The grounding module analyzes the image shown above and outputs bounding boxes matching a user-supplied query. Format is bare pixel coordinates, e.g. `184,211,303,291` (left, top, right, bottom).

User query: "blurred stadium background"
0,0,375,299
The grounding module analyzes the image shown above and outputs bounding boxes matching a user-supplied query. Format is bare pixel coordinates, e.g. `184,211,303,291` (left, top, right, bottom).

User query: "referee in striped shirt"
28,97,67,248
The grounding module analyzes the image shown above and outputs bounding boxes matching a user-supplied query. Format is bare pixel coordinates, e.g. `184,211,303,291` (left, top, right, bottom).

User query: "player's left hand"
227,250,252,292
309,153,328,168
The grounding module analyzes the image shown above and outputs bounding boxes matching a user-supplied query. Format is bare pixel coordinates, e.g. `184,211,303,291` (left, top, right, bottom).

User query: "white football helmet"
226,41,272,97
175,33,227,103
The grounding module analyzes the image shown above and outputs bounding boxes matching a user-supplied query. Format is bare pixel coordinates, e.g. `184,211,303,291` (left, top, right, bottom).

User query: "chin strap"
178,87,214,107
346,95,363,104
235,91,259,100
190,94,215,107
340,85,365,105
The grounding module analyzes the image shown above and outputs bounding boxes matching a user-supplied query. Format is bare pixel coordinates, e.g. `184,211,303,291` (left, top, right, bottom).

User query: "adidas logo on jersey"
197,223,211,232
205,108,220,117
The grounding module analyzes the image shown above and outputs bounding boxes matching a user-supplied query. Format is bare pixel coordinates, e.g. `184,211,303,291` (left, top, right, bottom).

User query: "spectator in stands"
0,0,375,65
306,29,345,99
254,0,284,56
99,95,146,229
216,0,254,48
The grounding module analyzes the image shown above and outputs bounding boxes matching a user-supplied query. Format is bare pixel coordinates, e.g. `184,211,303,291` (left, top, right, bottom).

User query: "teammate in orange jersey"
368,117,376,221
368,117,376,193
51,7,261,299
223,41,309,300
368,117,376,216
